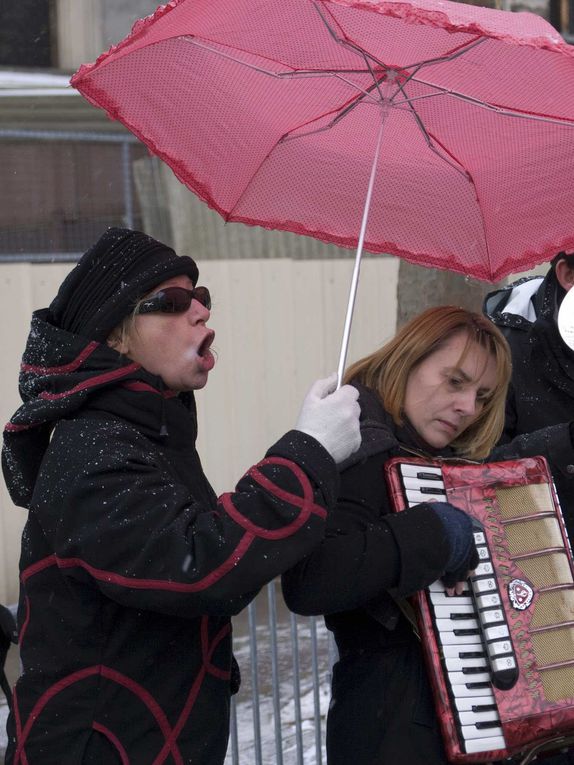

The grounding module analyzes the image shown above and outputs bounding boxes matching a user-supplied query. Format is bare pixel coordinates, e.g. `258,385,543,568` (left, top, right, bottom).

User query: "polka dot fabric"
72,0,574,282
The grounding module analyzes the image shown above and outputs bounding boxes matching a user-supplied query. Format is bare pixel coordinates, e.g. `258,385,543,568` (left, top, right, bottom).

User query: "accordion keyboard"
400,463,508,754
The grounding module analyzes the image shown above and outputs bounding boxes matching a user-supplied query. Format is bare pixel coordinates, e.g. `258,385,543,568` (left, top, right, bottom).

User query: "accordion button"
483,624,510,641
567,464,574,474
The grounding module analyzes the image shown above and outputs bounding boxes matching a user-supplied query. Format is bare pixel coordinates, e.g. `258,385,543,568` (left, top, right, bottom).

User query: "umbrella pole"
336,106,390,388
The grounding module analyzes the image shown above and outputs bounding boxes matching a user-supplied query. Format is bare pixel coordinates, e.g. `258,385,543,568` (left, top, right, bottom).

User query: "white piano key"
451,682,494,697
459,709,500,726
449,670,491,685
464,736,507,754
473,577,497,593
444,656,488,672
406,489,444,504
442,643,485,659
400,464,443,478
434,603,476,618
454,695,496,712
476,593,501,609
437,626,481,645
491,655,517,673
461,724,504,742
487,639,513,658
484,624,510,641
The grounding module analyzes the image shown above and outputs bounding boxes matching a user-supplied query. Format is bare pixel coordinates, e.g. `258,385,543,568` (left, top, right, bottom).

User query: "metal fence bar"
229,695,240,765
290,612,305,765
247,600,263,765
309,616,323,765
267,583,284,765
0,128,138,143
121,141,135,229
0,253,83,263
0,128,140,264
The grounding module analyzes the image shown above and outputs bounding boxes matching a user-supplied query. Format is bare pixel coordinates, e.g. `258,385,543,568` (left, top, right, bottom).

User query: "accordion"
385,455,574,763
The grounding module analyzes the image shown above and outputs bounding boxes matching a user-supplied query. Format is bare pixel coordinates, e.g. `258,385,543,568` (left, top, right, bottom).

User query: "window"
0,0,57,68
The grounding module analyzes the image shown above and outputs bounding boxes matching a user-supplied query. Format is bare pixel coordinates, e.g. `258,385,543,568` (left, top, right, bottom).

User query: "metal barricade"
227,581,334,765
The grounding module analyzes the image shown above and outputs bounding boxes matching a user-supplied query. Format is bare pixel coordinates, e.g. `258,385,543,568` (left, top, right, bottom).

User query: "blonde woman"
2,227,361,765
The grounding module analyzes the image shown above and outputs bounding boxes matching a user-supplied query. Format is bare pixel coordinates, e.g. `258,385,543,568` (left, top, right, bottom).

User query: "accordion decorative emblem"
385,455,574,763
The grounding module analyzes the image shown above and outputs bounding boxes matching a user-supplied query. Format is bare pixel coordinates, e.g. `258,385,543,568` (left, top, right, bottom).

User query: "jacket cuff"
266,430,340,509
550,423,574,479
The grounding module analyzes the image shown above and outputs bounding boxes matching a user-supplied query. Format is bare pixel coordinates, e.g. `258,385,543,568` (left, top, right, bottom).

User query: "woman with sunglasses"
282,306,513,765
1,227,361,765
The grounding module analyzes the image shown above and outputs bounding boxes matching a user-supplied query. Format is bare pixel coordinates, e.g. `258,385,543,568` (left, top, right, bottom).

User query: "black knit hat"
48,227,199,341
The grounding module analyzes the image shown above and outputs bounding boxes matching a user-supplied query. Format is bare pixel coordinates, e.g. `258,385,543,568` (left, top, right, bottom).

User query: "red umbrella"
71,0,574,379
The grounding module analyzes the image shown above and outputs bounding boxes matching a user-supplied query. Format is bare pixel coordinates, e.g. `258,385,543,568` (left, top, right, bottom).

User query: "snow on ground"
0,699,8,756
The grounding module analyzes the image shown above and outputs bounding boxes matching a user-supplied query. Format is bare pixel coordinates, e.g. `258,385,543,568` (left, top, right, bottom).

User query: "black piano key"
476,721,504,730
419,486,446,495
465,682,491,690
471,704,498,713
460,651,485,659
453,628,480,636
416,471,444,481
462,666,488,675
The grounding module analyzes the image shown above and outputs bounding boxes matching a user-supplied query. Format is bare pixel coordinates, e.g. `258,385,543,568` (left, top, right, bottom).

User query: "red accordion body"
385,456,574,763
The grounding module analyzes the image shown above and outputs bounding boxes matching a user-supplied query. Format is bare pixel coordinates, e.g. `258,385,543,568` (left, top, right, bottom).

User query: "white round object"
558,285,574,351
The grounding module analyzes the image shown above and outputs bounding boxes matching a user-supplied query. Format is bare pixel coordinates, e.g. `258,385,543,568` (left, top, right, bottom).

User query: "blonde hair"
344,306,511,460
106,298,145,355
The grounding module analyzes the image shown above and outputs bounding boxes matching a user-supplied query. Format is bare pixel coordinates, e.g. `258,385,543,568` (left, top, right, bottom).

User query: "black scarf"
2,309,197,508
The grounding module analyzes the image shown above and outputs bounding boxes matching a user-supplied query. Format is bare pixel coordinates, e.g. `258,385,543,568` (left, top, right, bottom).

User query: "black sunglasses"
137,286,211,314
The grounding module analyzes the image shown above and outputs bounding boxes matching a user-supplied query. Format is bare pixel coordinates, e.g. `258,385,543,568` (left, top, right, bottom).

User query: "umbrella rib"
397,79,574,127
394,84,470,179
182,35,388,111
399,37,487,76
182,36,374,79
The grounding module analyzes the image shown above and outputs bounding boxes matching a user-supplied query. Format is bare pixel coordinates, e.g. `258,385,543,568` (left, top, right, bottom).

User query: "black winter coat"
484,271,574,535
2,310,339,765
282,384,454,765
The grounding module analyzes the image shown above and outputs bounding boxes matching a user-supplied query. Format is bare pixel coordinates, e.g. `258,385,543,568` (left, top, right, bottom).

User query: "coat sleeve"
491,421,574,482
32,420,339,618
281,449,451,616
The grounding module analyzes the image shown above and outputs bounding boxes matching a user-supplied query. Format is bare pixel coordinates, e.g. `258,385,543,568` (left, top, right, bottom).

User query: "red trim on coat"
154,616,231,765
120,381,178,398
12,664,189,765
220,457,327,537
92,722,130,765
4,421,35,433
38,362,141,400
21,538,256,594
20,342,100,375
201,616,232,680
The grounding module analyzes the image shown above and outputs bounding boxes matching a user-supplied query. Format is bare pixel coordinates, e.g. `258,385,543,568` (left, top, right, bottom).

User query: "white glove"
295,373,361,464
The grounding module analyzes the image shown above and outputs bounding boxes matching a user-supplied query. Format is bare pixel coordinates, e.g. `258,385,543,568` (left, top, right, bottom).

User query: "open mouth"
197,331,215,358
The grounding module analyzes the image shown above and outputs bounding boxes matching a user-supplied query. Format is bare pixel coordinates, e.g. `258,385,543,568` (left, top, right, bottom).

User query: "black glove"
429,502,479,587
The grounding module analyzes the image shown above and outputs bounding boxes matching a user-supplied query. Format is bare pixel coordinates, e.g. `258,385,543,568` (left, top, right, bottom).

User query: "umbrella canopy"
71,0,574,284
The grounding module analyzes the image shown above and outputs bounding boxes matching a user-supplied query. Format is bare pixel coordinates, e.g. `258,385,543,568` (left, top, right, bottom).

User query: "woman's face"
404,331,497,449
119,274,215,392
